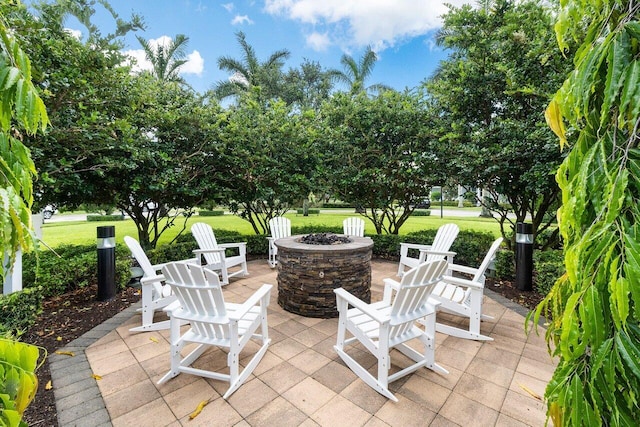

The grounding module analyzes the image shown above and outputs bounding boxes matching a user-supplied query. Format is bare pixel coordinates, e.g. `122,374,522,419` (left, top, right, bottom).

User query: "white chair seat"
334,259,449,401
191,222,248,285
397,224,459,277
432,282,466,303
158,262,272,399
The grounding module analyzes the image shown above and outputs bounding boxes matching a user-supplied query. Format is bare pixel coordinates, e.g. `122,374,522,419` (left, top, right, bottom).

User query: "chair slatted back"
390,259,448,338
343,217,365,237
269,216,291,240
124,236,163,296
426,224,460,262
163,262,229,339
472,237,504,284
191,222,221,266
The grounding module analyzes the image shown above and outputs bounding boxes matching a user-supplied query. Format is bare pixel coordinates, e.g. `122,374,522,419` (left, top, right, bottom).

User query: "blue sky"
64,0,473,94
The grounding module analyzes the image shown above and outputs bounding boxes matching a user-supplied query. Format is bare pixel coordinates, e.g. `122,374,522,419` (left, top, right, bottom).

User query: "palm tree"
136,34,189,82
212,31,290,103
331,46,392,95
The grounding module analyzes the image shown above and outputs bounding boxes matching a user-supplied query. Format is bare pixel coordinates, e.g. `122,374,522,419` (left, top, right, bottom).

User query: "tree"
532,1,640,425
17,2,217,249
322,91,445,234
212,31,290,104
0,3,49,278
217,96,319,234
281,59,334,111
427,0,570,249
330,46,391,95
136,34,189,83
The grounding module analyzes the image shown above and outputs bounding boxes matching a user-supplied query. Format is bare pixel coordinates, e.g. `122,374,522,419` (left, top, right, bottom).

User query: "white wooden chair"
334,259,449,401
429,237,504,341
343,217,365,237
267,216,291,268
124,236,195,332
157,262,272,399
397,223,459,277
191,222,248,285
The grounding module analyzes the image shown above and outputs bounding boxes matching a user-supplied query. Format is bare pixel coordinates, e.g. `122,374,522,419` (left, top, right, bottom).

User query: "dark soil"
20,286,141,427
18,271,544,426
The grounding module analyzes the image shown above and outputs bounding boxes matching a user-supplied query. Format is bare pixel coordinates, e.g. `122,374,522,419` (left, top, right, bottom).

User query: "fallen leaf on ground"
149,336,159,343
92,374,102,380
54,351,75,357
518,383,542,400
189,400,210,419
45,380,52,390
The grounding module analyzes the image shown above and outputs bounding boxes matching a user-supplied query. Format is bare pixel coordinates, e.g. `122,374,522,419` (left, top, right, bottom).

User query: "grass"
40,209,502,248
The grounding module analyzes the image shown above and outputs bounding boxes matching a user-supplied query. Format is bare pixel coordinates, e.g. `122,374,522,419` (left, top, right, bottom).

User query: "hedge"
86,214,125,221
198,210,225,216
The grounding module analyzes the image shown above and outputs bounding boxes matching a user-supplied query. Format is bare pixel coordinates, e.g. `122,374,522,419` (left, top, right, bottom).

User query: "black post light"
515,222,534,291
97,226,116,301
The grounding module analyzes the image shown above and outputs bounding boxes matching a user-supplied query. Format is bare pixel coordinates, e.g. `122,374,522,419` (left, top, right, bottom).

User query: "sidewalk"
51,259,555,426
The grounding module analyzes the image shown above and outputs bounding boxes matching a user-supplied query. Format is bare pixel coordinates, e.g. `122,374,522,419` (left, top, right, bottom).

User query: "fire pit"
275,234,373,318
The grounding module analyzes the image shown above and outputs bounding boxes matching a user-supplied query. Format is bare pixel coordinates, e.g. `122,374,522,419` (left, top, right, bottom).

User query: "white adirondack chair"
397,223,459,277
343,217,365,237
191,222,248,285
124,236,195,333
267,216,291,268
158,262,272,399
334,259,449,401
428,237,504,341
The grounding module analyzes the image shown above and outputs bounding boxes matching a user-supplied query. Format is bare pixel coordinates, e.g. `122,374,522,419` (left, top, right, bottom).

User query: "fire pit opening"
297,233,352,245
275,235,373,318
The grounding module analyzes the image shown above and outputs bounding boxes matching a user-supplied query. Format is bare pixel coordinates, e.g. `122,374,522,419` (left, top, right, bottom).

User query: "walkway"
50,260,555,426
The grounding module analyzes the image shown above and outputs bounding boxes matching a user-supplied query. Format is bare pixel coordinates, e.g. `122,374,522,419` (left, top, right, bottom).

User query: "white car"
42,205,57,219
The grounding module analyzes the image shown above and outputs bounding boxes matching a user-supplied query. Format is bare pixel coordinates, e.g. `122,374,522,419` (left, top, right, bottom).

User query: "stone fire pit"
275,234,373,318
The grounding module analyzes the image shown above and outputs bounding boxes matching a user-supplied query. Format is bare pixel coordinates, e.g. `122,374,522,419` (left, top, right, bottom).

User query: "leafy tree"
212,31,290,104
0,2,49,279
110,76,224,249
532,1,640,425
428,0,570,249
330,46,391,95
217,95,319,234
136,33,189,83
322,91,445,234
281,59,334,111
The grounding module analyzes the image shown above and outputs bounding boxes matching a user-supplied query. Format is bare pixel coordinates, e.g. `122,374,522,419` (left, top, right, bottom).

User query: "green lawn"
40,210,502,248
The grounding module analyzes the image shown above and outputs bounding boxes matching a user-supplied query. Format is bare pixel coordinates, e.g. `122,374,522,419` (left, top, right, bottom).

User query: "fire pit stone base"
276,235,373,318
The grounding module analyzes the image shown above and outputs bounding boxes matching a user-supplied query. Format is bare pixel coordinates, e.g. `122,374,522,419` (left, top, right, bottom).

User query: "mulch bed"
18,272,544,426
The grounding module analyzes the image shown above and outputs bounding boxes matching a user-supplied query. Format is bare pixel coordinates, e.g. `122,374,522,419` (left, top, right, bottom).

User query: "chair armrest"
163,300,181,313
141,274,164,285
440,275,484,289
400,243,432,250
419,249,456,257
193,248,226,255
219,242,247,249
448,264,479,276
229,284,272,320
382,278,401,303
151,262,168,273
334,288,386,324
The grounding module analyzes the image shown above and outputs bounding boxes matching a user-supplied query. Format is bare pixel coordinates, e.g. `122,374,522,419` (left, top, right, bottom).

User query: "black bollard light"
97,226,116,301
515,222,534,291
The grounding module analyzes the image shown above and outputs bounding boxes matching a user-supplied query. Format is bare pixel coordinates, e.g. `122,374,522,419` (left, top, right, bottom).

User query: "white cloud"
222,2,234,13
231,15,254,25
306,32,331,51
64,28,82,40
123,35,204,77
181,50,204,75
264,0,474,50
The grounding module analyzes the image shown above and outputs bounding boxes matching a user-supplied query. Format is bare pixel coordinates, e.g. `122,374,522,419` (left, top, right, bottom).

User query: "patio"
50,259,555,426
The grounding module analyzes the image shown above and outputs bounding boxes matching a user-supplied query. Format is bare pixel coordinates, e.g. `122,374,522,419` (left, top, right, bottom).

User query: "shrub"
22,244,130,298
295,208,320,215
494,249,515,280
0,338,40,426
86,214,125,221
0,287,44,337
411,209,431,216
534,249,564,295
321,203,353,208
198,210,224,216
